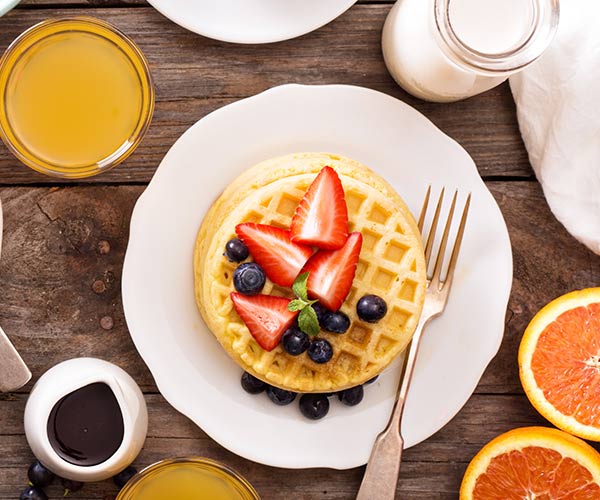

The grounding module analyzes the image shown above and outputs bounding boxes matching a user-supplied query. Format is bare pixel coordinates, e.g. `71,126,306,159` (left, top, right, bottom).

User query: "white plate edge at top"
145,0,357,44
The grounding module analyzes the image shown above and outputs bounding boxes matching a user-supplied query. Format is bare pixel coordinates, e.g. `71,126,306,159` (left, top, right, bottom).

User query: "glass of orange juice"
116,457,260,500
0,17,154,178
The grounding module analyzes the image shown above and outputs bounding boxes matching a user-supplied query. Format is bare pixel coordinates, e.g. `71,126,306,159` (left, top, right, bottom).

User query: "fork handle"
356,396,406,500
356,313,434,500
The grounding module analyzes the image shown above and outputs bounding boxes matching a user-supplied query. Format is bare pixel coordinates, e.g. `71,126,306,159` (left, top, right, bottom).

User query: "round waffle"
194,153,426,393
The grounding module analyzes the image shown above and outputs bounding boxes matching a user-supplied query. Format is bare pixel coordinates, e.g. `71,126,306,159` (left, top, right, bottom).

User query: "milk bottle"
382,0,559,102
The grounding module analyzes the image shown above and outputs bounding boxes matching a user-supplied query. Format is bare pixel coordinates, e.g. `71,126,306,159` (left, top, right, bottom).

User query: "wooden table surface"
1,1,599,499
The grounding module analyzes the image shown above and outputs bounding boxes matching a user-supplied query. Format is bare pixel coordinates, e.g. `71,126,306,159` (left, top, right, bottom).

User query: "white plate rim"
122,83,513,470
145,0,357,44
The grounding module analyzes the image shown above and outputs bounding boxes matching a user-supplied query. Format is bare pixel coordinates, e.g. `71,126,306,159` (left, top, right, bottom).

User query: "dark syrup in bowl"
47,382,124,466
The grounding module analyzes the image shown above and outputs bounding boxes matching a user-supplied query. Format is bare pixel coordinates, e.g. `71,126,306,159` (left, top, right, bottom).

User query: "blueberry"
233,262,266,295
19,486,47,500
364,375,379,385
27,461,54,487
282,327,310,356
224,238,249,262
241,372,267,394
308,339,333,364
113,465,138,488
61,478,83,493
311,303,329,325
322,310,350,333
338,385,364,406
299,394,330,420
266,386,297,406
356,294,388,323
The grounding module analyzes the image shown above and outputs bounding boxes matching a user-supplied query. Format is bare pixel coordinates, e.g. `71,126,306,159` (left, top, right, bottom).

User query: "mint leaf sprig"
287,272,320,336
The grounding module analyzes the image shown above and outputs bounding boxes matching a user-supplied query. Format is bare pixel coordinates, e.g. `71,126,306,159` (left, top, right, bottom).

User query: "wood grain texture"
0,6,532,184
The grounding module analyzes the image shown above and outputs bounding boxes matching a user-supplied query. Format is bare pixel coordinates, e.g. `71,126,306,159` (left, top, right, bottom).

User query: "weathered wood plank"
0,392,569,499
479,182,600,393
0,186,155,390
0,6,532,184
0,393,551,454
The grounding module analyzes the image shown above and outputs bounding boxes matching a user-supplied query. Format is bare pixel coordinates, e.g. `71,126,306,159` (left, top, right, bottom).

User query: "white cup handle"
0,0,20,16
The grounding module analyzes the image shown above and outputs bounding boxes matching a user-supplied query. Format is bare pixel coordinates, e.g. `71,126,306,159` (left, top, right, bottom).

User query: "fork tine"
431,190,458,284
445,193,471,287
417,185,431,233
424,188,444,266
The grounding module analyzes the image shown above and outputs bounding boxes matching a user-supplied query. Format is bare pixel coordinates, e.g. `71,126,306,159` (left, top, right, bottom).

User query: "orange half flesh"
519,288,600,440
460,427,600,499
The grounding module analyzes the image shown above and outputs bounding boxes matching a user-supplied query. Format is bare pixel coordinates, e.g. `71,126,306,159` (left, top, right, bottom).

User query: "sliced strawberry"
230,292,298,351
235,223,313,287
290,166,349,250
302,232,362,311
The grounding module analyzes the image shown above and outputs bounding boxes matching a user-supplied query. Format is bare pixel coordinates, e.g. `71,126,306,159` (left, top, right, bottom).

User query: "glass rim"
434,0,560,75
115,457,261,500
0,16,155,179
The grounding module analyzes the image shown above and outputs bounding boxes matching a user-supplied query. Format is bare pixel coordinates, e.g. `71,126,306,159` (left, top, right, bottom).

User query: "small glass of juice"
116,457,260,500
0,17,154,178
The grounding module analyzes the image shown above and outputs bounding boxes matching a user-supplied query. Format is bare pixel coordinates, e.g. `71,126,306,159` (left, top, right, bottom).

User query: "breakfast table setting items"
17,356,258,498
509,0,600,256
0,196,31,392
382,0,559,102
122,83,512,469
3,0,592,497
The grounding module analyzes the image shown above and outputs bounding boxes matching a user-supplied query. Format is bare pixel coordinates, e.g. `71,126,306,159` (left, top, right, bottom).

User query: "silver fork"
356,187,471,500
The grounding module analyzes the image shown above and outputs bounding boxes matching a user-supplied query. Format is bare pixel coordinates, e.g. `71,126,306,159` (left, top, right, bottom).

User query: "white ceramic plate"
122,84,512,469
145,0,357,44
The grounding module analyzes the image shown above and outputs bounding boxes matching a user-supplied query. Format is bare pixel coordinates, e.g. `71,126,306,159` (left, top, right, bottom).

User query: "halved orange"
460,426,600,499
519,288,600,440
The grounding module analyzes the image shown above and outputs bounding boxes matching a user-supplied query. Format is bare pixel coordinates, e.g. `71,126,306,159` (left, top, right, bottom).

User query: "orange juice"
117,458,260,500
0,17,154,178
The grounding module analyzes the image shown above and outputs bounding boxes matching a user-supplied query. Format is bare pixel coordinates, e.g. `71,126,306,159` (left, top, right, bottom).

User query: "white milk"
382,0,537,102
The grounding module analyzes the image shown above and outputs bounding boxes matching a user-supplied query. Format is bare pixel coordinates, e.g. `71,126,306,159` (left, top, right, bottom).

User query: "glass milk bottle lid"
24,358,148,482
435,0,560,74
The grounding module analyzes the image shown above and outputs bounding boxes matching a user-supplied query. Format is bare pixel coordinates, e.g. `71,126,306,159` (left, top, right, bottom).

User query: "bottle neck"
434,0,560,76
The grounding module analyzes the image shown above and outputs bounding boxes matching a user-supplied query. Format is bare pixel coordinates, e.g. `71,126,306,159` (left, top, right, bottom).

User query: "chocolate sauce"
47,382,124,466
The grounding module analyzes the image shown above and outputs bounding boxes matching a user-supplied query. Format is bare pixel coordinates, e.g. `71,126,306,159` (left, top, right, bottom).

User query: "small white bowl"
24,358,148,482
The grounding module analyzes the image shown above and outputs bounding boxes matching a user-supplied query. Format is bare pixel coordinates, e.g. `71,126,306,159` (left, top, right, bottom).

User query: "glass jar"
0,17,154,178
116,457,260,500
382,0,560,102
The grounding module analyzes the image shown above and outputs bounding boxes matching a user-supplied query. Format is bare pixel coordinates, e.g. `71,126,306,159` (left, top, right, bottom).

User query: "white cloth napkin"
509,0,600,255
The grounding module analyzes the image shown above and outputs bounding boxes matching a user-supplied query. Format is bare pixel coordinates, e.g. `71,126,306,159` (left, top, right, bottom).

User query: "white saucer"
122,84,512,469
145,0,357,44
